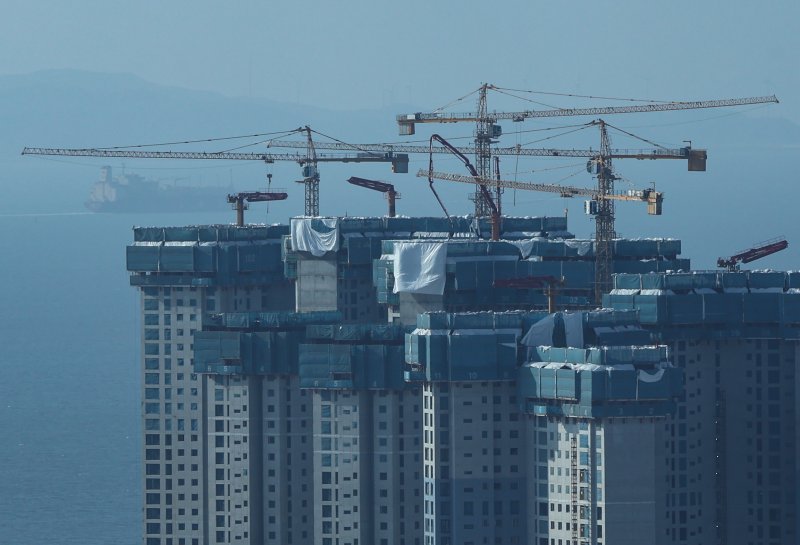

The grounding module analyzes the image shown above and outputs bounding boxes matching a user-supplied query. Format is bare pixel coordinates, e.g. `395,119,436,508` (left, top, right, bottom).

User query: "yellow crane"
420,168,663,215
402,85,778,302
396,84,776,217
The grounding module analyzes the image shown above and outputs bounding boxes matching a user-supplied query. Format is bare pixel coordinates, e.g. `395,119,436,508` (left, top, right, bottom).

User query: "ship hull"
85,175,228,213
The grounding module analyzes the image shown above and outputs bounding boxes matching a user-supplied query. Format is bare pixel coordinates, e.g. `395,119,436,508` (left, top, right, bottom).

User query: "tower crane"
395,84,777,215
592,120,616,301
397,86,778,133
422,120,665,306
21,127,409,217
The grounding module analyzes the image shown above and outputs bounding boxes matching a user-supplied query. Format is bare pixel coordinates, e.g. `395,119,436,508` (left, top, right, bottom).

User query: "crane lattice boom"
419,169,659,203
21,147,406,165
397,95,778,133
267,139,700,160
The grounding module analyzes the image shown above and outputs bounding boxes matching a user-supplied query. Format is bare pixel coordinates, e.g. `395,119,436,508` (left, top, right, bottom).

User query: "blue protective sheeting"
159,247,195,272
749,272,786,289
606,368,637,399
615,239,658,257
784,294,800,322
194,330,303,375
134,224,289,243
127,246,160,271
593,326,651,346
667,296,703,324
237,243,282,272
720,272,748,289
518,359,681,417
608,271,800,329
743,293,781,323
298,341,406,390
556,369,578,399
702,294,742,324
195,246,216,272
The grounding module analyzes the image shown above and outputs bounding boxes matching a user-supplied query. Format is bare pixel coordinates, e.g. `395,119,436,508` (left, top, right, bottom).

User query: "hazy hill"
0,69,409,214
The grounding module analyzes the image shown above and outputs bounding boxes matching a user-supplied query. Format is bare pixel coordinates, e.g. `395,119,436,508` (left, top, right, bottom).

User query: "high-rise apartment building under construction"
128,215,799,545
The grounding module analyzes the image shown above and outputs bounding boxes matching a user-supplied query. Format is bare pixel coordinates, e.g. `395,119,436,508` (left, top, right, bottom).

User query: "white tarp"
392,242,447,295
638,367,666,383
510,239,538,259
565,239,593,256
290,218,340,257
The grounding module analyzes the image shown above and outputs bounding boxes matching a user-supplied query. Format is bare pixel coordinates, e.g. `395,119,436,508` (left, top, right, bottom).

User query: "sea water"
0,211,228,545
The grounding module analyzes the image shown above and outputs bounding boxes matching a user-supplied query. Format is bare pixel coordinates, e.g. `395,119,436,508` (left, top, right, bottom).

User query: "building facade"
606,271,800,545
128,218,800,545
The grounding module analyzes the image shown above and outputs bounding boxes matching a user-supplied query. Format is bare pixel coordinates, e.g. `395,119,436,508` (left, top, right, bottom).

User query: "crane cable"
600,121,669,150
521,123,595,147
492,86,678,104
431,86,483,113
93,128,306,151
491,87,566,110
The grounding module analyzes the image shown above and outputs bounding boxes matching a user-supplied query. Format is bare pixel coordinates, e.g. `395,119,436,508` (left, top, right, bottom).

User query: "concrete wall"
604,421,660,545
205,375,262,544
661,338,799,545
296,258,338,313
399,293,443,327
261,375,313,545
424,381,526,545
141,286,207,545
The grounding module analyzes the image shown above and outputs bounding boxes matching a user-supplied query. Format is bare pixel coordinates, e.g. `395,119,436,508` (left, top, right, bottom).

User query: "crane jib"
397,95,779,123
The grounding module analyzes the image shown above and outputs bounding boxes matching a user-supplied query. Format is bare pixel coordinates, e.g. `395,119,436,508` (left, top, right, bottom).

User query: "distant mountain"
0,70,408,216
0,69,406,148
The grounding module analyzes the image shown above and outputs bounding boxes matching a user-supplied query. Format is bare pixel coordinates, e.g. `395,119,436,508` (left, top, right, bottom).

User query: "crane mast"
594,121,615,303
475,84,494,217
303,126,320,216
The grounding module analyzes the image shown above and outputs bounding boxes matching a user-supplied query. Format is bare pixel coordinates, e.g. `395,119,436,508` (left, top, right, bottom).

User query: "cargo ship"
85,166,228,213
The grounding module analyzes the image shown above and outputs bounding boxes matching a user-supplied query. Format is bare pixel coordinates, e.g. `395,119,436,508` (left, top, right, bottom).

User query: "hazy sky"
2,0,798,120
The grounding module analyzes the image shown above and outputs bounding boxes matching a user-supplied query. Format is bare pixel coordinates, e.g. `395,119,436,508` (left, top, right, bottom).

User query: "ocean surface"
0,211,228,545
